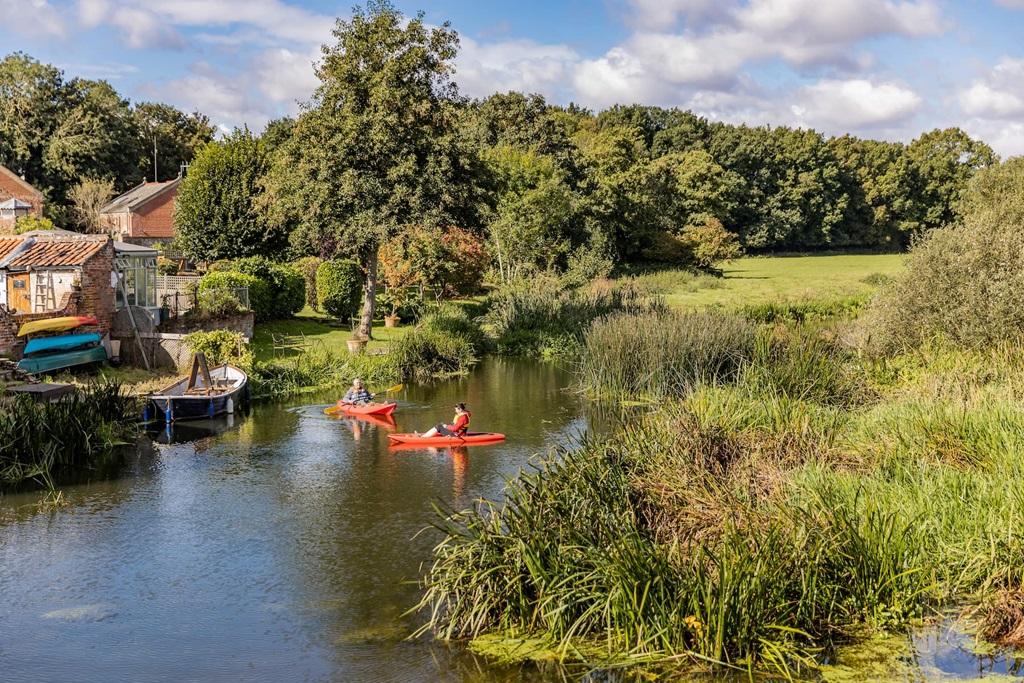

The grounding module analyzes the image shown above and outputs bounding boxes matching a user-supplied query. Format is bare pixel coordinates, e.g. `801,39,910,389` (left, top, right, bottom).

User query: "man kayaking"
418,403,471,438
339,378,372,406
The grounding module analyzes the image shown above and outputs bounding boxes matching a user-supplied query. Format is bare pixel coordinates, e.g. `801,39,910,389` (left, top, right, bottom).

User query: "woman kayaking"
338,378,372,406
418,403,471,438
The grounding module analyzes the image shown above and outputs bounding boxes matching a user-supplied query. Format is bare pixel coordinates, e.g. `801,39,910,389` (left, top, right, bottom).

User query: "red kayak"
387,432,506,446
325,401,397,417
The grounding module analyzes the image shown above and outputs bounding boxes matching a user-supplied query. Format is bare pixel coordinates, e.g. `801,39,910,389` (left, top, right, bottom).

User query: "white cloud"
148,62,273,132
456,36,580,100
252,47,320,105
959,58,1024,119
790,78,922,129
964,119,1024,157
995,0,1024,8
76,0,334,46
0,0,67,39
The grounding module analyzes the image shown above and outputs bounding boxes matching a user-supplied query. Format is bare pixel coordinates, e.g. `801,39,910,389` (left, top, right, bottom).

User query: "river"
0,359,1020,682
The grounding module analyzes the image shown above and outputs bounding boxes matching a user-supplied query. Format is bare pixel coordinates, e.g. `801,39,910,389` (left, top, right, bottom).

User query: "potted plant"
380,289,403,328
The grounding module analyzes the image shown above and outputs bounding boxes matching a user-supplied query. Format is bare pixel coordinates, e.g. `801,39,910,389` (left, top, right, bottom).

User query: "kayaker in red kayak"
418,403,471,438
339,378,372,406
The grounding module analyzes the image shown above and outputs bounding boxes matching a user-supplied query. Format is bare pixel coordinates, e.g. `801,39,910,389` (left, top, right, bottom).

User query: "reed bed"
0,383,138,490
419,336,1024,676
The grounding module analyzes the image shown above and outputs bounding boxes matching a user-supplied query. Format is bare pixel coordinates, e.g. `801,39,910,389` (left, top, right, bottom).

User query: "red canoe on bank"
325,401,397,417
387,432,506,447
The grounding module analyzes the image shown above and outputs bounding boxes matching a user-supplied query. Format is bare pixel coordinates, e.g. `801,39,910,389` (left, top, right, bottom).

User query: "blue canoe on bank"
17,345,108,374
24,332,102,357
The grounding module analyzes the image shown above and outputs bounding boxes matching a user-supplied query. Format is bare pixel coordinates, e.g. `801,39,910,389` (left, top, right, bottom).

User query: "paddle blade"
380,384,404,394
324,405,342,415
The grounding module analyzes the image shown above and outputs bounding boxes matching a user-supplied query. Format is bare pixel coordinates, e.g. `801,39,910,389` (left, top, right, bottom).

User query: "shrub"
676,217,742,271
742,296,865,324
292,256,323,310
391,305,485,381
380,226,489,298
197,287,245,318
578,310,756,398
157,257,179,275
198,271,269,319
250,343,397,399
183,329,253,368
317,259,363,321
862,158,1024,353
13,215,55,234
231,256,305,319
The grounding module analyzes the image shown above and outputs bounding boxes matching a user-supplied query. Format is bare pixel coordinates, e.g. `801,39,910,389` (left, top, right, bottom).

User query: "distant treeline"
1,51,1000,261
0,52,214,223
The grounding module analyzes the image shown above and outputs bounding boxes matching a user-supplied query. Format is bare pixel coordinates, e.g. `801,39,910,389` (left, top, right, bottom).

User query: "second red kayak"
326,401,397,417
387,432,506,446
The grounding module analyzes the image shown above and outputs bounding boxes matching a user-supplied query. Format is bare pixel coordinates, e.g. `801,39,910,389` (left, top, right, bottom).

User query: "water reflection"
0,358,599,682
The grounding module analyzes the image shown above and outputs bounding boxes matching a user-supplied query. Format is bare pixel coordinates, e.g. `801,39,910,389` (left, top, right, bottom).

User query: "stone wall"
113,311,253,370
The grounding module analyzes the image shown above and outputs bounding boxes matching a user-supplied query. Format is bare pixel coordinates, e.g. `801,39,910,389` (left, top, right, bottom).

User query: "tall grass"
391,304,484,382
577,310,755,399
484,276,662,358
0,383,138,490
251,343,397,398
420,335,1024,676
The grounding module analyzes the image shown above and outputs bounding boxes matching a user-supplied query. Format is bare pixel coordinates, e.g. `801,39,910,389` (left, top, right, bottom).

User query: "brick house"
0,164,44,232
0,232,115,357
99,178,180,246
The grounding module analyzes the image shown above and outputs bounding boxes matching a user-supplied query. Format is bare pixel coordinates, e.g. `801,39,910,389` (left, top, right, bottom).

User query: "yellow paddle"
324,384,405,415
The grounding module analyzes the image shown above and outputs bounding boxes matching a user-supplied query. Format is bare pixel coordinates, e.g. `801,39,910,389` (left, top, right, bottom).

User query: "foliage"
316,259,364,322
133,101,215,182
183,330,253,368
12,215,55,234
175,129,286,261
230,256,305,319
250,343,397,399
264,1,484,338
379,225,489,299
198,271,267,319
862,157,1024,353
391,305,483,381
68,177,115,233
676,217,742,271
291,256,323,311
0,383,138,490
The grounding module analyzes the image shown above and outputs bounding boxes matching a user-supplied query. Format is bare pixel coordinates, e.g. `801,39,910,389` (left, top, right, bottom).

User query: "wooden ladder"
34,272,55,312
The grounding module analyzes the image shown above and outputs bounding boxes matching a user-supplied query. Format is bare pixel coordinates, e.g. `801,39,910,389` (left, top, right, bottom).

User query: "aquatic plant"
577,310,756,399
391,305,484,381
0,383,138,490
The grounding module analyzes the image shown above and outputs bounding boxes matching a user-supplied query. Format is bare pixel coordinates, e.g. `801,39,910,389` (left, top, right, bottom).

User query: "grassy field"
251,306,409,362
656,254,905,309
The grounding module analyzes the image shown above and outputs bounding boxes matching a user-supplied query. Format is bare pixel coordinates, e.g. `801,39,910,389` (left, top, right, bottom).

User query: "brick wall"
133,187,177,239
0,239,114,358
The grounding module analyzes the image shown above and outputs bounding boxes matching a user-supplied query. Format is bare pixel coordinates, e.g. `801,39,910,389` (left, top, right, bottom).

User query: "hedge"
317,259,363,320
230,256,305,319
198,271,271,320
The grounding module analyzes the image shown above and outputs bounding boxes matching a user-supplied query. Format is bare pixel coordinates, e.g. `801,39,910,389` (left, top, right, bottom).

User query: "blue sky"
3,0,1024,155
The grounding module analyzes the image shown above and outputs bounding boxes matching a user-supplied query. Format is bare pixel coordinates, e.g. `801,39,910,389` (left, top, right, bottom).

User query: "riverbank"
417,304,1024,677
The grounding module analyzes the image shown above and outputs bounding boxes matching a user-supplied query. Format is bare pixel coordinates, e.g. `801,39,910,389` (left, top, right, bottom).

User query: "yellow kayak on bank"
17,315,99,337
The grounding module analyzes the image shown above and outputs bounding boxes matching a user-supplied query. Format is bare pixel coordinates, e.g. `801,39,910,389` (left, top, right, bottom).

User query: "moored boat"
147,363,248,423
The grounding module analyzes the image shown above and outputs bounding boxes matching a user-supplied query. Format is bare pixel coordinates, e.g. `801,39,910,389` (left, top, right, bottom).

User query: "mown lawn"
251,306,409,362
660,253,905,309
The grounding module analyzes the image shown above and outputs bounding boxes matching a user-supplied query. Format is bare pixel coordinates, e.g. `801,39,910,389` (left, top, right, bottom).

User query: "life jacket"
451,410,471,435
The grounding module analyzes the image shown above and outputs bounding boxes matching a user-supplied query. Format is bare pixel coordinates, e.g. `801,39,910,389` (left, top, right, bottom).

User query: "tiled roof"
101,179,180,213
7,237,107,268
0,238,21,261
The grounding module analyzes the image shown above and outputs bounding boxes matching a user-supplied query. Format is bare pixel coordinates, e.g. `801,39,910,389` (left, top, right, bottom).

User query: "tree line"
0,2,1004,337
0,52,215,227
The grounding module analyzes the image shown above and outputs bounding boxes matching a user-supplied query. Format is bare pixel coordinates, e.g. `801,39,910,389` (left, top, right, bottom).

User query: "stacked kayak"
387,432,506,447
17,315,98,337
17,323,107,375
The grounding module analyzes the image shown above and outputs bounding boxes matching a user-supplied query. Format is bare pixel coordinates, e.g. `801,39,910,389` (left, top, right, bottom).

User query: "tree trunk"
358,247,378,340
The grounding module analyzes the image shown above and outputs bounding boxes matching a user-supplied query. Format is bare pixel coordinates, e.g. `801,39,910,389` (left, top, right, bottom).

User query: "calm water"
0,359,595,682
1,358,1020,682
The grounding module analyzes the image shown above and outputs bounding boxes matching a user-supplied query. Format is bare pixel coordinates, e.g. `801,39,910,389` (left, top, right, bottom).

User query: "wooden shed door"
7,274,31,314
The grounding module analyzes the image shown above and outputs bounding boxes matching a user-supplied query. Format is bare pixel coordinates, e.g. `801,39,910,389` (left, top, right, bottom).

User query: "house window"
115,255,157,308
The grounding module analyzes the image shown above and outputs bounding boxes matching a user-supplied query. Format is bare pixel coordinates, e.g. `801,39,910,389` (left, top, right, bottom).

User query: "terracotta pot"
384,314,401,328
346,338,368,355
